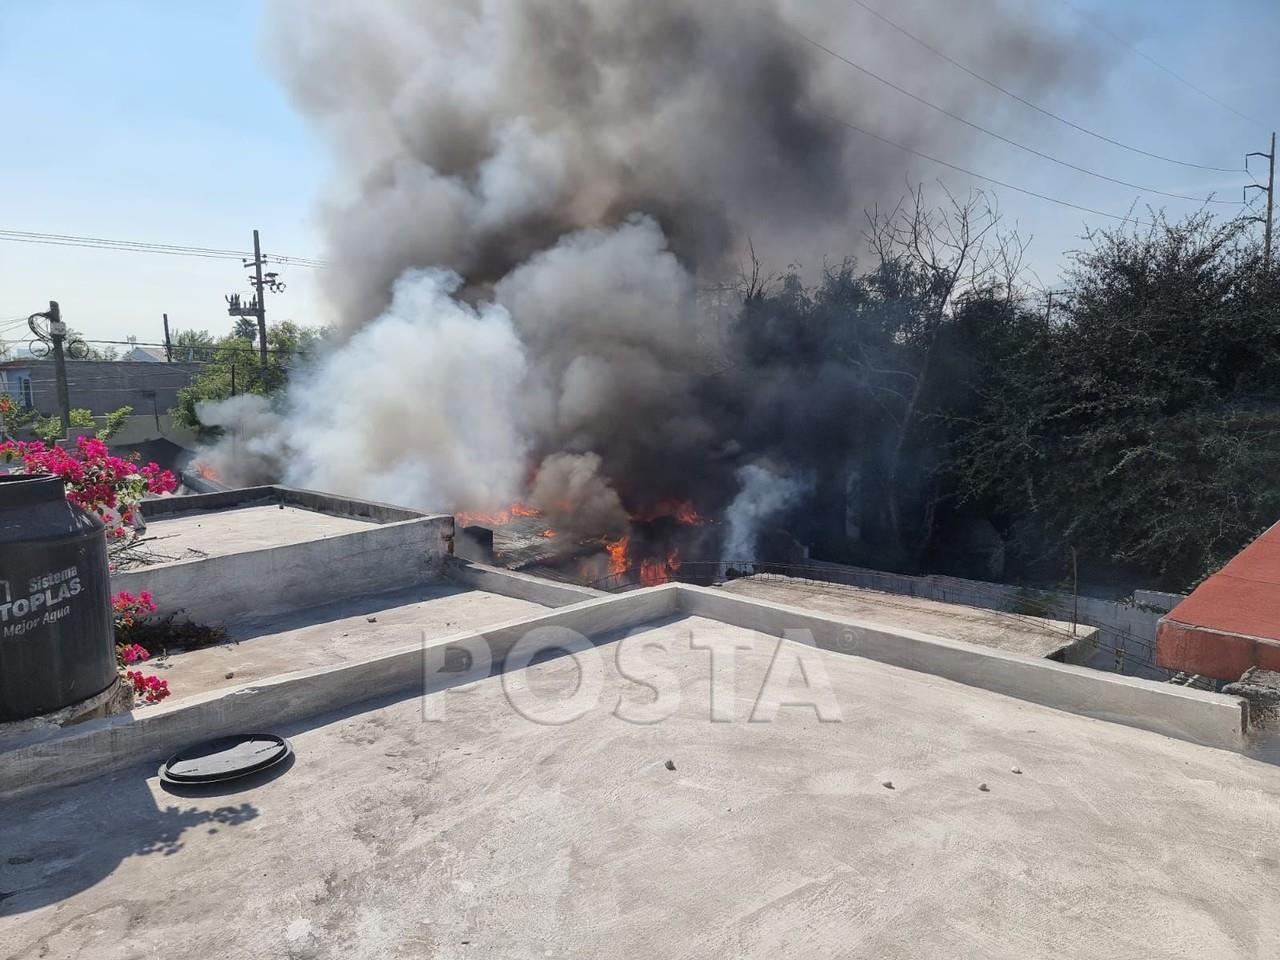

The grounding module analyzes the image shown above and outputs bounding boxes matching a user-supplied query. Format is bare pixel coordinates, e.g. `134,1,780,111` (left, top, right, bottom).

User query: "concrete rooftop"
149,583,549,699
2,615,1278,958
142,504,377,560
720,575,1092,661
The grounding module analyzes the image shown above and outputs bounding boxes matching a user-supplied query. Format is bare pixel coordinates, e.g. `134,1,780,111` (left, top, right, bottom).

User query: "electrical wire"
0,235,244,262
844,0,1247,174
1,229,249,257
78,338,312,354
824,111,1158,226
1052,0,1266,129
0,228,329,265
0,342,312,361
797,31,1241,205
0,229,327,268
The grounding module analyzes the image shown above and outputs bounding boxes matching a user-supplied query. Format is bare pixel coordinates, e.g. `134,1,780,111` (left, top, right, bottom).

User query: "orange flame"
195,462,222,482
541,528,556,538
639,548,682,586
455,501,542,527
605,535,629,576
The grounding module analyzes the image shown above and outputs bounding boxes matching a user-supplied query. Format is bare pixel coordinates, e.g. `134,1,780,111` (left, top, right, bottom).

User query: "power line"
844,0,1246,174
797,31,1241,206
80,338,313,354
0,337,312,357
0,228,328,265
0,235,243,262
1053,0,1266,129
0,229,327,268
825,111,1158,227
1,229,250,258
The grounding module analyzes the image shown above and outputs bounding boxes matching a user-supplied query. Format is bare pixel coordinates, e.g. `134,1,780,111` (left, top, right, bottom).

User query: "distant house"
0,358,203,419
122,345,170,363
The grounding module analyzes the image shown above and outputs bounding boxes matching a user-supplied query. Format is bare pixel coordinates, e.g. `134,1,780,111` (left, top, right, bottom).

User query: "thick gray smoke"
207,0,1101,555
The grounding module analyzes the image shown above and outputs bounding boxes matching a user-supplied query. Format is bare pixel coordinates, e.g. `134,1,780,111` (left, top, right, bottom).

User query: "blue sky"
0,0,1276,345
0,0,325,348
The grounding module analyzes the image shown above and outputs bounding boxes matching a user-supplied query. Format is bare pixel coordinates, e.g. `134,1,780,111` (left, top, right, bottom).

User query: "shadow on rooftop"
0,773,263,918
0,609,692,918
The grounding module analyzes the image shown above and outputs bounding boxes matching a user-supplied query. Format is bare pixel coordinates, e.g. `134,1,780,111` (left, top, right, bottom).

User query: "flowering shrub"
112,590,156,628
1,432,179,706
118,643,150,665
0,436,177,542
111,590,170,704
125,670,171,705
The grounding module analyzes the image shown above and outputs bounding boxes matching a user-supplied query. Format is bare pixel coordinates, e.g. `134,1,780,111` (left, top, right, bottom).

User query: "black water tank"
0,474,116,721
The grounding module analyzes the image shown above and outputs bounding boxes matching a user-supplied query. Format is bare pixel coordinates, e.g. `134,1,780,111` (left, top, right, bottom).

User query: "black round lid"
0,473,66,508
159,733,292,784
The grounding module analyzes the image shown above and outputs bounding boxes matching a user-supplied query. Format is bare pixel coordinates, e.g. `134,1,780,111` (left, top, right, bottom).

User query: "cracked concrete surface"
2,616,1279,959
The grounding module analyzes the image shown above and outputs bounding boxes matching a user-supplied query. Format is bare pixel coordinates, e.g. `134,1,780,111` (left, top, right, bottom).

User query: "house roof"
123,345,169,362
1157,521,1280,679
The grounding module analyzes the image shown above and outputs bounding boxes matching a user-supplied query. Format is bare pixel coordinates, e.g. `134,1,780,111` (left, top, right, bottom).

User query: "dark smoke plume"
202,0,1101,554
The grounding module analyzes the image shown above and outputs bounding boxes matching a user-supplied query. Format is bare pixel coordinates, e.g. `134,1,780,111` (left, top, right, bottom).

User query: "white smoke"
282,269,529,511
198,220,700,519
723,464,811,562
194,395,290,488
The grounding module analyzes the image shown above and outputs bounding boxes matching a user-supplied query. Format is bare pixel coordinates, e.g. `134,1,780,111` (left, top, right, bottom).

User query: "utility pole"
47,302,71,433
250,230,268,381
162,313,173,362
226,229,286,386
1246,132,1275,270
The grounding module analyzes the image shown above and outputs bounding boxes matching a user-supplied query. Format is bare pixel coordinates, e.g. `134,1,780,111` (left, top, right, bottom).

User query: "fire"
605,535,629,576
605,536,681,586
629,499,706,526
541,528,556,538
639,548,682,586
195,462,222,482
455,501,542,527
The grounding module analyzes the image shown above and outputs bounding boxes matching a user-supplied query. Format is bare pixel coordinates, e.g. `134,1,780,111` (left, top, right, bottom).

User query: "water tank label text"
0,565,83,635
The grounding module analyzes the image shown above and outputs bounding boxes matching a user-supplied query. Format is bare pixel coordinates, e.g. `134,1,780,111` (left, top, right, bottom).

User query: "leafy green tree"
172,328,217,362
950,213,1280,589
29,405,133,444
732,198,1278,592
171,321,324,431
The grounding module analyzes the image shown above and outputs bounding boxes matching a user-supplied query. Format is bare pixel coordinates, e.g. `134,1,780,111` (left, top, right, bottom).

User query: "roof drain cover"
159,733,293,785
